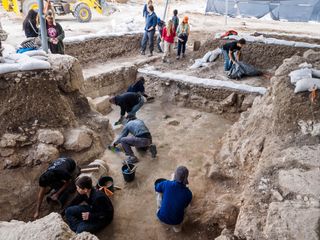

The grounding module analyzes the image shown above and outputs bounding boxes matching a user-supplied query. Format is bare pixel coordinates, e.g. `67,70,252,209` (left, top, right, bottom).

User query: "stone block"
64,128,93,152
91,96,112,115
38,129,64,146
34,143,59,163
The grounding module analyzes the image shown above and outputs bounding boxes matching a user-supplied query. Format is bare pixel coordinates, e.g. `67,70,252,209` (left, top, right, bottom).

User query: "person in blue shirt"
143,0,153,20
141,4,158,57
113,115,157,164
155,166,192,232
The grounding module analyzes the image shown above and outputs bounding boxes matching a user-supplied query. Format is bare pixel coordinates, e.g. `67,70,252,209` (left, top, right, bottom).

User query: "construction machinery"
2,0,112,22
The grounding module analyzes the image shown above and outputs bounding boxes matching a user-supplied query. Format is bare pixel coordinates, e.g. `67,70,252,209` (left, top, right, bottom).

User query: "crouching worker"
127,77,154,102
112,115,157,164
65,176,114,234
221,38,246,71
155,166,192,232
109,92,144,125
34,157,79,219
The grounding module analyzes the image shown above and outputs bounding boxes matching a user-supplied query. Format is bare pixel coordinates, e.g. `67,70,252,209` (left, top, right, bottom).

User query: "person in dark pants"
23,9,39,38
176,16,190,60
65,176,114,234
155,166,192,232
172,9,179,49
140,4,157,57
45,10,65,54
109,92,144,125
34,157,79,219
156,17,165,53
221,38,246,71
113,115,157,164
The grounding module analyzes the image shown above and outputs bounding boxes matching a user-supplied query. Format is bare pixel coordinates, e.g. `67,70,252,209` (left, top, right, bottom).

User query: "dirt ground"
96,100,233,240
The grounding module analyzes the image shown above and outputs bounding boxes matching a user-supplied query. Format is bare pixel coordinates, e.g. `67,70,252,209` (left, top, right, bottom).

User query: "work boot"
150,144,157,158
141,50,145,55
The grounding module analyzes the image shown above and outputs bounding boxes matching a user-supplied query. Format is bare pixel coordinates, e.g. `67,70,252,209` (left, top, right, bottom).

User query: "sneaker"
176,56,180,60
148,52,153,57
150,144,157,158
172,225,182,233
125,156,139,164
182,53,185,58
141,51,145,55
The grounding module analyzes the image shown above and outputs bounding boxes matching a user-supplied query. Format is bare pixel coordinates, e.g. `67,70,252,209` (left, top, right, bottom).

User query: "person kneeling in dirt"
155,166,192,232
127,76,154,102
34,157,79,219
109,92,145,125
112,115,157,164
65,176,114,234
221,38,246,71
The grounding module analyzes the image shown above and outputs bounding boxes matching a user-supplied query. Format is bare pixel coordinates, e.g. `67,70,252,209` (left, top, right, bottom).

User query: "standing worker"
161,19,176,63
221,38,246,71
34,157,79,219
172,9,179,49
23,9,39,38
141,4,158,57
176,16,190,60
109,92,144,125
143,0,153,20
155,166,192,232
45,10,65,54
112,115,157,164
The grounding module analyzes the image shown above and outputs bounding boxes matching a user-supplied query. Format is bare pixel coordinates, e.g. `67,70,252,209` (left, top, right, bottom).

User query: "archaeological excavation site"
1,1,320,239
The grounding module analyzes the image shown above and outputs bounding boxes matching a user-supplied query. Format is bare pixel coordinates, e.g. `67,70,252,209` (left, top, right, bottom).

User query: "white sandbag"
190,59,205,69
32,55,49,61
209,48,222,62
312,69,320,78
23,50,47,57
294,78,320,93
19,59,51,71
289,68,312,84
2,44,16,57
299,62,312,69
202,51,212,62
0,64,20,74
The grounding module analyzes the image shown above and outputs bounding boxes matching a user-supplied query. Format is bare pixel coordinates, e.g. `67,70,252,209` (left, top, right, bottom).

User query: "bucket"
122,164,136,182
97,176,114,192
154,178,167,187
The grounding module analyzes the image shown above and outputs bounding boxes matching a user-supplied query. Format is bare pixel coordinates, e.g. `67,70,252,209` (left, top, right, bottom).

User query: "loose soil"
97,100,233,240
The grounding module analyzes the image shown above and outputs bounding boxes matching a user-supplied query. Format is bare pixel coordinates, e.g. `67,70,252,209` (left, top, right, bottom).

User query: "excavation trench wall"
198,39,311,70
65,33,143,66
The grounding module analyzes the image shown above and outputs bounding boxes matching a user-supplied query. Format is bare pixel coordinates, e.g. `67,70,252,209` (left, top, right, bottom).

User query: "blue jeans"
141,30,155,53
127,97,144,116
222,49,237,71
65,205,107,234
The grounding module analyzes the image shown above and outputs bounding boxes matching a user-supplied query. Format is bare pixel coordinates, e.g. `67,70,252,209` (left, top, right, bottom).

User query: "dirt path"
96,100,232,240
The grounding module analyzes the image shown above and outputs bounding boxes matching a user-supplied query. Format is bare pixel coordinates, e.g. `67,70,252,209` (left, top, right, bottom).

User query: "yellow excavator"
2,0,113,22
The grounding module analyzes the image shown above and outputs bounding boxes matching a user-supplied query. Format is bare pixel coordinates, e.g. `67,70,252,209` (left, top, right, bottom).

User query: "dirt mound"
204,50,320,239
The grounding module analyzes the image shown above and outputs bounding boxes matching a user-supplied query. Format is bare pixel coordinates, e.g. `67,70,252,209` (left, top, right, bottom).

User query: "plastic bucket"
154,178,167,187
97,176,114,192
122,164,136,182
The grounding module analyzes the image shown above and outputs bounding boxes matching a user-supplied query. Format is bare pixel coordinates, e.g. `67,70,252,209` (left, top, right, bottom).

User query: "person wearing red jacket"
161,19,176,63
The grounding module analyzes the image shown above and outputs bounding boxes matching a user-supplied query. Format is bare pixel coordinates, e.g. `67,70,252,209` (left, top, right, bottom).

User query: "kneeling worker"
155,166,192,232
221,38,246,71
109,92,144,125
34,157,79,219
112,115,157,164
65,176,114,234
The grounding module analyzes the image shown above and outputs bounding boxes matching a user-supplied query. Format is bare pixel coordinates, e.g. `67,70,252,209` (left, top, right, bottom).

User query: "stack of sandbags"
190,48,222,69
288,62,320,93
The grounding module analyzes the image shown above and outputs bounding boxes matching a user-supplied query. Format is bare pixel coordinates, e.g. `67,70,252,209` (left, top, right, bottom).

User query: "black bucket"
122,164,136,182
154,178,167,187
97,176,114,192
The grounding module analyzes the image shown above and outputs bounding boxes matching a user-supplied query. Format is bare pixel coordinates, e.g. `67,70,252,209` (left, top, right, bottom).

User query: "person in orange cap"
176,16,190,59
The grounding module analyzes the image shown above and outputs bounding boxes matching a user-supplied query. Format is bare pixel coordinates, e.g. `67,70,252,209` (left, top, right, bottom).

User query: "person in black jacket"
109,92,144,125
34,157,78,219
23,9,39,38
127,77,154,102
65,176,114,234
45,10,65,54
